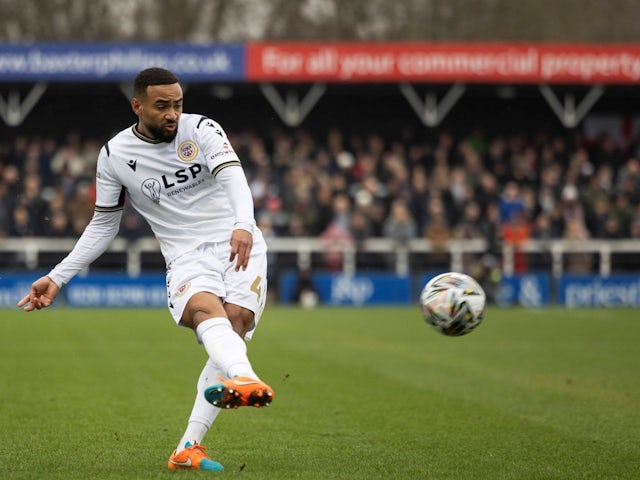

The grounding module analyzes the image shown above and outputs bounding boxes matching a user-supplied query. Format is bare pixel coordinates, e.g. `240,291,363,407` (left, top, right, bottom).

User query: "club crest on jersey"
178,140,198,162
142,178,161,204
174,281,191,298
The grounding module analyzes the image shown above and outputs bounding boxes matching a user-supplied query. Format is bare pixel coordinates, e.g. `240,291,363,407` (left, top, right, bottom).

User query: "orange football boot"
204,376,274,409
167,441,223,472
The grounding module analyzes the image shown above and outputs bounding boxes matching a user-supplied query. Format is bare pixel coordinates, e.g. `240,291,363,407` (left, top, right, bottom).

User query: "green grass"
0,306,639,479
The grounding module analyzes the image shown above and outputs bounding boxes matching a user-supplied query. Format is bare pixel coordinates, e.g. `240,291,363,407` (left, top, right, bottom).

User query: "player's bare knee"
182,292,227,329
225,304,255,338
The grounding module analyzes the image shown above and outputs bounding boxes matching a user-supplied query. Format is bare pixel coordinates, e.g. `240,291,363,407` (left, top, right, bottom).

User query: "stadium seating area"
1,123,640,274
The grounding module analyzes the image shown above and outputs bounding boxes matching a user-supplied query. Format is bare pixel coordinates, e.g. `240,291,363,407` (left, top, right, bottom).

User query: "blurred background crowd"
2,122,639,275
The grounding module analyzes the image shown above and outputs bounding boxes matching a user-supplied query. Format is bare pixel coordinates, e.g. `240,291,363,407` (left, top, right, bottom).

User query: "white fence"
1,236,638,277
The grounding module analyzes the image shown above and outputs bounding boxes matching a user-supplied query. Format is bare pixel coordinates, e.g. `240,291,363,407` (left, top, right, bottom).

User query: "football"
420,272,486,336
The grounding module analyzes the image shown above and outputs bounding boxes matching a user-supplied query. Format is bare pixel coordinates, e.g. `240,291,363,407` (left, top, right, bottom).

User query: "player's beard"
147,121,178,142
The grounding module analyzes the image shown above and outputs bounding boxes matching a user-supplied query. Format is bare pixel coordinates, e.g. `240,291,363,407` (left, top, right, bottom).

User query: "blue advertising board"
6,271,639,308
0,272,166,308
496,274,551,307
279,271,413,305
559,275,640,307
66,274,167,307
0,273,38,308
0,43,245,81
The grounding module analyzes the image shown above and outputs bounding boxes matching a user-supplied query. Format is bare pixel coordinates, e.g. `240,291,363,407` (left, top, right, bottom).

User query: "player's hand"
229,229,253,272
17,276,60,312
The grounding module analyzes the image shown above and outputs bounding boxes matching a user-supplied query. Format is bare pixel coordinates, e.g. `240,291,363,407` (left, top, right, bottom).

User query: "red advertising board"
247,43,640,84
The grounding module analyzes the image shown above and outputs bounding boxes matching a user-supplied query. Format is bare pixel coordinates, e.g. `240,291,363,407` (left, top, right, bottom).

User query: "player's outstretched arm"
17,276,60,312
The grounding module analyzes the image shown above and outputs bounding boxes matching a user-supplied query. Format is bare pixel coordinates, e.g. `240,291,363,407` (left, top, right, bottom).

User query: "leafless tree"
0,0,639,42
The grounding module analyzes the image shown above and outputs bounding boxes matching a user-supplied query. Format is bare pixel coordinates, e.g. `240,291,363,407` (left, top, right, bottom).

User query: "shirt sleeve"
194,117,255,232
215,165,256,234
48,143,125,287
48,209,123,287
194,117,242,174
95,143,126,211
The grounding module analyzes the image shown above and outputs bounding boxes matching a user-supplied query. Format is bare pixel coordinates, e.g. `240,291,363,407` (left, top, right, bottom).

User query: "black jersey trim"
196,116,210,128
94,187,126,211
104,142,110,157
212,160,241,176
131,125,164,144
95,205,125,212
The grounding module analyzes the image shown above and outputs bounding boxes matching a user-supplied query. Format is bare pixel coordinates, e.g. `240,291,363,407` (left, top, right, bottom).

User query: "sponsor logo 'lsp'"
162,164,203,188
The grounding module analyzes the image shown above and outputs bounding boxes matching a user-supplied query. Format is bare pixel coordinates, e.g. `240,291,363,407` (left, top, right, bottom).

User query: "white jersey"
96,113,247,264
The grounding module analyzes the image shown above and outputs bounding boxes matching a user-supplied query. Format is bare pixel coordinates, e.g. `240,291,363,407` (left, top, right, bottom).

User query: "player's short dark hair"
133,68,180,97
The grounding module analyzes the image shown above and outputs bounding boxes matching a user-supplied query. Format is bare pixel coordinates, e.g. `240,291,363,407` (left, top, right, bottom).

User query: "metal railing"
1,236,638,277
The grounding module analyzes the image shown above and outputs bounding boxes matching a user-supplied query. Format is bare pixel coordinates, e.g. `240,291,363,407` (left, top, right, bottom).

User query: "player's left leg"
202,302,273,408
193,297,273,409
202,232,272,409
165,240,265,382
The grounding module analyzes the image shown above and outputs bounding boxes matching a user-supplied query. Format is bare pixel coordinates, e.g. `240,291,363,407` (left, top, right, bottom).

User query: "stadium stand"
2,117,640,276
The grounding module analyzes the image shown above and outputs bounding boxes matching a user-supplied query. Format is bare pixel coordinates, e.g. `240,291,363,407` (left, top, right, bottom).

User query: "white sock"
176,359,222,453
196,317,259,380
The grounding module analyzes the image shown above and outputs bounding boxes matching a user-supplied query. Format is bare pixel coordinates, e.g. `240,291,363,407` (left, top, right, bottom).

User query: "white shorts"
165,230,268,340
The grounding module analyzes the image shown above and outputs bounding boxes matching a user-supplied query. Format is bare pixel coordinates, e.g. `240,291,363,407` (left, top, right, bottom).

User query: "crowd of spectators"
2,122,640,278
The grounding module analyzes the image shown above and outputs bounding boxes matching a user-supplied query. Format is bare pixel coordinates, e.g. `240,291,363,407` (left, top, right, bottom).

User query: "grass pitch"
0,306,639,479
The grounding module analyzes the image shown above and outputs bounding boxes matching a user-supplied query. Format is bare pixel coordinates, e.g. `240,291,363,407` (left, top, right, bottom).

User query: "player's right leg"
168,441,223,472
170,358,224,471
